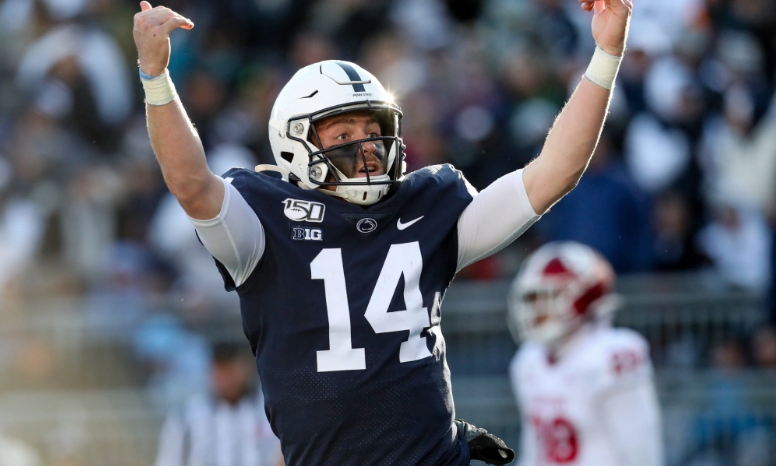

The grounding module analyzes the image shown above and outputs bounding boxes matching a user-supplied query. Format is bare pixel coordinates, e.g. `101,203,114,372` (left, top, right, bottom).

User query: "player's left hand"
579,0,632,56
455,419,515,466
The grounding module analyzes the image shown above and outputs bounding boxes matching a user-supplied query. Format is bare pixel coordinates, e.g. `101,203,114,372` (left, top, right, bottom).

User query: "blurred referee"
154,342,284,466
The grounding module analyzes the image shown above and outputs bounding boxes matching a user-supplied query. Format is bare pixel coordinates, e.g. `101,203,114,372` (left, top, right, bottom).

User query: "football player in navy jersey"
133,0,633,463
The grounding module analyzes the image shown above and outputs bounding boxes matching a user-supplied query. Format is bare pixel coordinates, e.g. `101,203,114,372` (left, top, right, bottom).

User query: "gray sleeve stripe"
190,178,265,287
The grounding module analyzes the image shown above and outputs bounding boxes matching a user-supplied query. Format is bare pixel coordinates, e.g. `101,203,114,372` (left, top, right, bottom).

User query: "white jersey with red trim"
509,325,663,466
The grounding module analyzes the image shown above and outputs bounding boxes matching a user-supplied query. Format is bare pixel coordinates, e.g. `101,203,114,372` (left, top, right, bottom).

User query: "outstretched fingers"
134,1,193,76
603,0,633,15
135,5,192,30
161,15,194,33
580,0,632,14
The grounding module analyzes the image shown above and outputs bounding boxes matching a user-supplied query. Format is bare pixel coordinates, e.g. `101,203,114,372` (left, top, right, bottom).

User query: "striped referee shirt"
154,390,282,466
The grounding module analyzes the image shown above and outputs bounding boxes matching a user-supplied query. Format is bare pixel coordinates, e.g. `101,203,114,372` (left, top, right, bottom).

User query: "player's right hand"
133,1,193,76
578,0,632,56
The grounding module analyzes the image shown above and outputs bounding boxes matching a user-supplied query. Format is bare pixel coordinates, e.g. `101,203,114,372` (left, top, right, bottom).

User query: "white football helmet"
267,60,405,206
508,242,620,346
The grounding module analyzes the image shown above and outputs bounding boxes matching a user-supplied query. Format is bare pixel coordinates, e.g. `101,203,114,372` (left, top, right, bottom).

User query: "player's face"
525,291,558,328
212,359,251,403
313,112,387,179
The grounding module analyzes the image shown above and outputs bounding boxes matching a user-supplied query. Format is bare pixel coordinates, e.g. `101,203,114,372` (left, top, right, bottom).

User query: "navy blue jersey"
214,164,475,466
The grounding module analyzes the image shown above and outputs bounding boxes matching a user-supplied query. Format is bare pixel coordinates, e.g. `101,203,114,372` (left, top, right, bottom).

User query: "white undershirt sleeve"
457,169,540,271
154,413,185,466
188,177,265,288
602,380,664,466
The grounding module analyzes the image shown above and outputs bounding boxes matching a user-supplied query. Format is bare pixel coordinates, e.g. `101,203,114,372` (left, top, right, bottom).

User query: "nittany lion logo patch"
283,199,325,223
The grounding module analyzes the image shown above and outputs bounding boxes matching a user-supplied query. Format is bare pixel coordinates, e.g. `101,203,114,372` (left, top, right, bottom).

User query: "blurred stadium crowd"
0,0,776,464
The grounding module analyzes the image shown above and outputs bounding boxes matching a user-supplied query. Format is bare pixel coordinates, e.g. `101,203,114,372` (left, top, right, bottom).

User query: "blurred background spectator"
0,433,41,466
153,342,282,466
0,0,773,291
0,0,775,464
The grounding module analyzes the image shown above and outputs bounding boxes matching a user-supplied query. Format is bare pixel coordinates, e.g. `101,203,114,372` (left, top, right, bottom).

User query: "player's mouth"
355,162,384,177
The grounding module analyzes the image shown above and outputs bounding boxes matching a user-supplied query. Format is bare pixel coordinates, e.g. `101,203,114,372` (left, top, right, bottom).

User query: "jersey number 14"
310,242,432,372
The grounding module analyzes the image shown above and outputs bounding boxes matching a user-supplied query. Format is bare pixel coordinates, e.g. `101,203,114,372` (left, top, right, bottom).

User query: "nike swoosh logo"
397,216,424,230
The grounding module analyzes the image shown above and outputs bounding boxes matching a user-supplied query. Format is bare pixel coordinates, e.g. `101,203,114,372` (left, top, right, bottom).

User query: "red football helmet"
508,242,620,345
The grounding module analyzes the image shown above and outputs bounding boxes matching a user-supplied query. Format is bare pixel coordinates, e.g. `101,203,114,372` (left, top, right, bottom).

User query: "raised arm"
522,0,632,214
133,1,223,220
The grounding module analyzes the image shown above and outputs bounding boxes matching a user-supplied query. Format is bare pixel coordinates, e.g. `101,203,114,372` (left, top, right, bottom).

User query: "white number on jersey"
311,242,432,372
311,249,366,372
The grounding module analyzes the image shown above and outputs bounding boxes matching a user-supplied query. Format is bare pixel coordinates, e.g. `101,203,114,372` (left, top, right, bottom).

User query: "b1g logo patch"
292,227,323,241
283,199,325,222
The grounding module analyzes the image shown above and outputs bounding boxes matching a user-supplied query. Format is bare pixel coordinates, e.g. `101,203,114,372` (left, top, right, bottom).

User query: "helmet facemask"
511,280,585,347
286,104,404,206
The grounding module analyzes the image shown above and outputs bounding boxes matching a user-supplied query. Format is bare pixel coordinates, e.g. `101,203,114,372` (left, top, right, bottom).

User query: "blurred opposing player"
508,242,662,466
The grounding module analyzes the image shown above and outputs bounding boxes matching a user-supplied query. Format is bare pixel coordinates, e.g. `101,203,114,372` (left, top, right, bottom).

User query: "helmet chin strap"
531,320,574,348
319,174,392,205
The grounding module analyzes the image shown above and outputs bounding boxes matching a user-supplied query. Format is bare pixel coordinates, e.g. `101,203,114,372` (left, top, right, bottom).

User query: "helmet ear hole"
281,152,294,163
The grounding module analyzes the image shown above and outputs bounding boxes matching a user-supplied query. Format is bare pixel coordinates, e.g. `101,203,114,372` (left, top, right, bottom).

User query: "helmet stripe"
335,62,367,92
573,282,606,315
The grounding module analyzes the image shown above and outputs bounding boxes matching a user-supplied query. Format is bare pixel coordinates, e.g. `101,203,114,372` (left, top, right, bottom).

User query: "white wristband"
140,69,177,106
584,47,623,90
